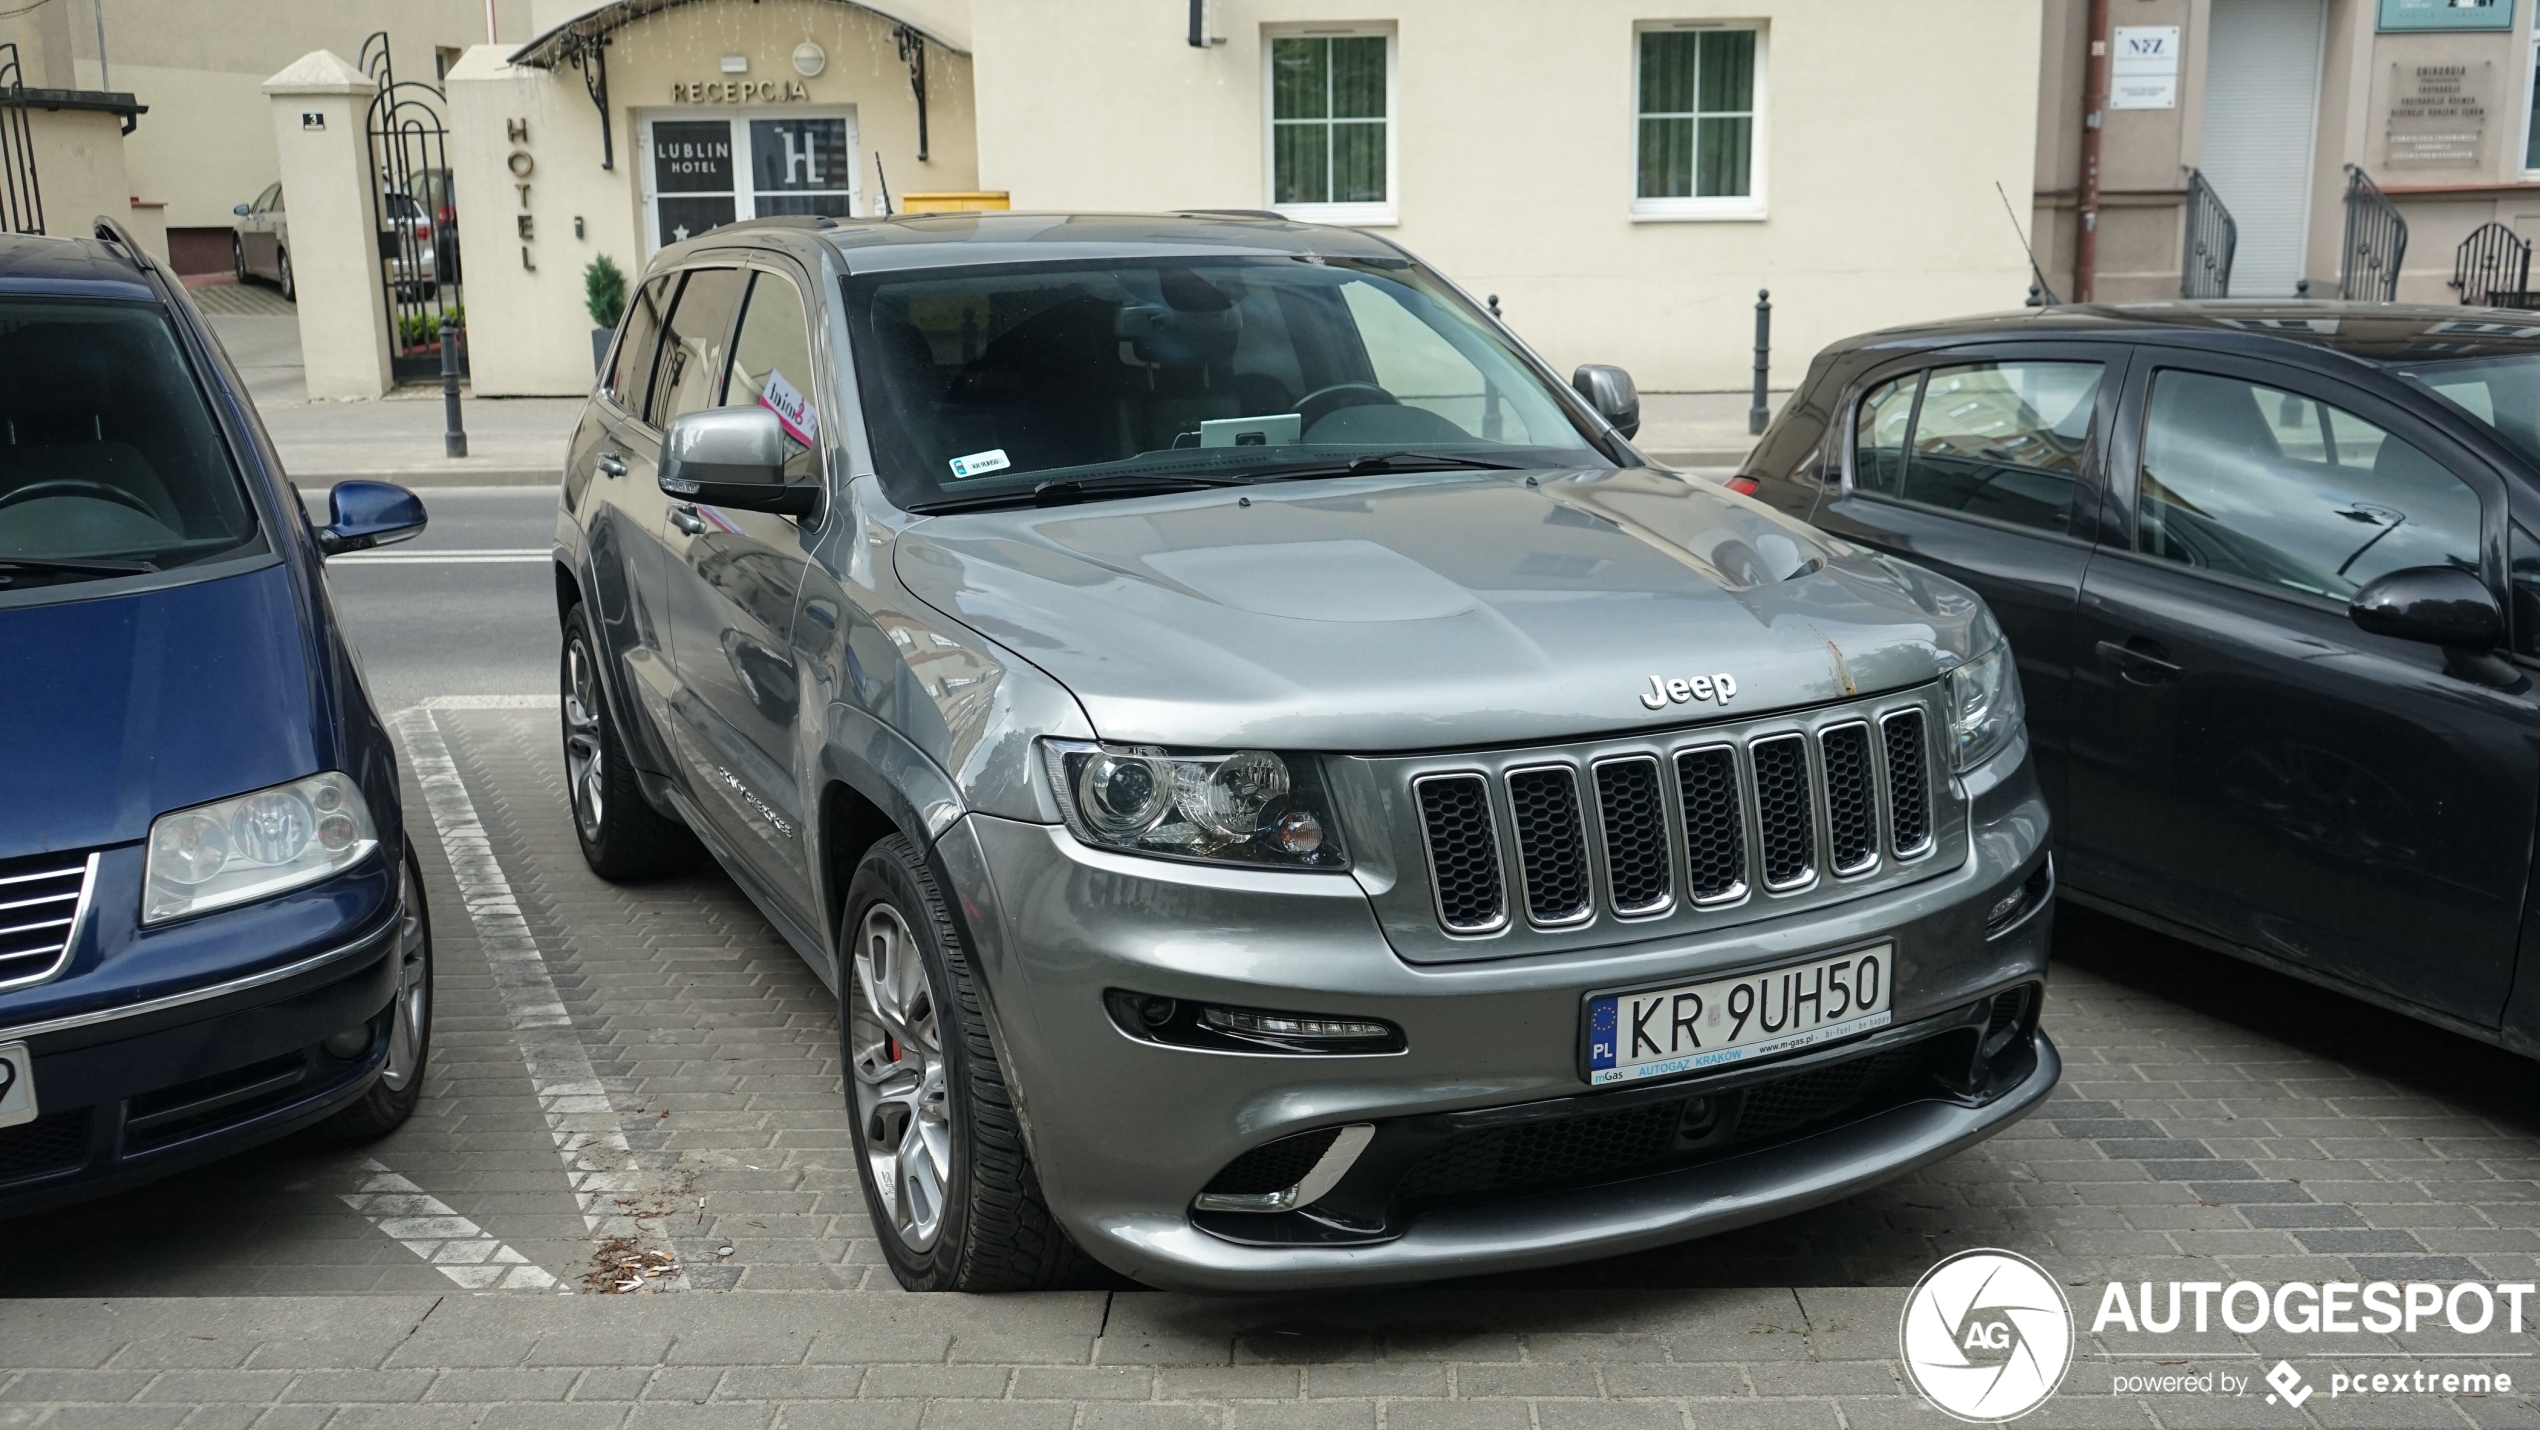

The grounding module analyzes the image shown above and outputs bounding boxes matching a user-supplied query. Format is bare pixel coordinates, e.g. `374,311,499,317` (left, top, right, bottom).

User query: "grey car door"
1809,344,2122,822
246,184,280,273
658,266,822,917
582,272,692,768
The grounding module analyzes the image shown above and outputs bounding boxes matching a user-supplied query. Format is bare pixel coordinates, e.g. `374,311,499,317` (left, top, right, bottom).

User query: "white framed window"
1633,22,1765,220
637,108,862,254
1265,27,1397,226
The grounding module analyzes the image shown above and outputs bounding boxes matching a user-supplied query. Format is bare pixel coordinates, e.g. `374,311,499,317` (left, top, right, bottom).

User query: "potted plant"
585,255,627,375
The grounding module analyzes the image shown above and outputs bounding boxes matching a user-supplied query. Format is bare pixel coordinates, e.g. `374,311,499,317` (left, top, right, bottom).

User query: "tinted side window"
723,271,819,481
605,275,674,416
1893,361,2099,534
1853,374,1915,496
2137,369,2482,601
2513,525,2540,660
647,267,744,429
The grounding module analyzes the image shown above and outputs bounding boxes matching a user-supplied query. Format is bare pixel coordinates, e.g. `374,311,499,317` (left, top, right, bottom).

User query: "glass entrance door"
641,111,860,251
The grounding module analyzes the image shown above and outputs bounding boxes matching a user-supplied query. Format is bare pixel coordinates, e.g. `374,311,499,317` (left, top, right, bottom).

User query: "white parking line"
340,1157,563,1291
393,706,693,1292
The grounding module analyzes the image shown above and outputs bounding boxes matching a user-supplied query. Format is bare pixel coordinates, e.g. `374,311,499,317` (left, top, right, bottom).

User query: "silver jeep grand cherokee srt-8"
553,212,2057,1292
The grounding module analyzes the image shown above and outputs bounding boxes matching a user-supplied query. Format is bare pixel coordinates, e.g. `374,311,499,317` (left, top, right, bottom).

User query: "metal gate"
2180,168,2237,300
2339,165,2407,304
0,44,42,235
2451,222,2532,309
361,32,464,380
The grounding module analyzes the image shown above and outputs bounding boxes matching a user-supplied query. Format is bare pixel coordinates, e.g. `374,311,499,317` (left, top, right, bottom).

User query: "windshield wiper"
1033,472,1250,506
0,556,157,588
1243,451,1532,481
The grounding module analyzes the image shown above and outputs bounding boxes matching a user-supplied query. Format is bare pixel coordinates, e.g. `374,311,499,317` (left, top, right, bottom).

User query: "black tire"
561,602,700,880
231,235,246,284
324,846,433,1140
277,248,294,302
842,834,1098,1292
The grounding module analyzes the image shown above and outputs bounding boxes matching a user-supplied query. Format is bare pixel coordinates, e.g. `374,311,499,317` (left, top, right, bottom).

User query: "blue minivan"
0,224,433,1215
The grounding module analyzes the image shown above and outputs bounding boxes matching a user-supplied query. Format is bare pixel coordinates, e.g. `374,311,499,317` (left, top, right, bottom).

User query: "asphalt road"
302,486,559,713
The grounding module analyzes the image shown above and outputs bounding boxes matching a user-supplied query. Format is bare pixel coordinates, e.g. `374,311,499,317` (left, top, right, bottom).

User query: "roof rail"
90,215,159,273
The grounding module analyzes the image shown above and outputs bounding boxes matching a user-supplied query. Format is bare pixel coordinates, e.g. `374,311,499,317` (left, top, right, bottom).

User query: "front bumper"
0,898,401,1219
939,746,2055,1291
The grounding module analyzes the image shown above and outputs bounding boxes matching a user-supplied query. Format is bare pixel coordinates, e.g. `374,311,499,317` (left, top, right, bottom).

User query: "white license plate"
0,1041,34,1130
1586,944,1893,1086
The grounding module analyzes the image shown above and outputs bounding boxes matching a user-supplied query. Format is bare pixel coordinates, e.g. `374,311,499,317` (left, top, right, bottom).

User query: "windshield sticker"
949,448,1011,479
757,368,819,447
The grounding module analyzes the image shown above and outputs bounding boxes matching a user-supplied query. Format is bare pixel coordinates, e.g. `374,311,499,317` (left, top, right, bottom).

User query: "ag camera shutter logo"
1900,1249,2074,1422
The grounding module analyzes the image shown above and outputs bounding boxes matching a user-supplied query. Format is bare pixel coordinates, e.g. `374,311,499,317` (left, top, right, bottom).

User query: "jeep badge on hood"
1641,672,1738,710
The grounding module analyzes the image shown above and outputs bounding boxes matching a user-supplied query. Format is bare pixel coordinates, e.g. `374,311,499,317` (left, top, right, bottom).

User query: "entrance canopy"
509,0,966,69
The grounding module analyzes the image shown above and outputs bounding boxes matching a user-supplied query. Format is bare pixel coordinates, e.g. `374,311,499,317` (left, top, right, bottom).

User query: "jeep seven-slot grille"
1507,767,1592,925
1416,775,1507,933
1415,703,1939,935
0,852,92,991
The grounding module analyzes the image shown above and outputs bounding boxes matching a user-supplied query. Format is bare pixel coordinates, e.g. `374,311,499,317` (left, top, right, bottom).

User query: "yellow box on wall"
898,191,1011,212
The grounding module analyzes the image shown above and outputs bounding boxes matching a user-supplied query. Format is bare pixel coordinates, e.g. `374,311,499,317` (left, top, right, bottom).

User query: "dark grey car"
550,212,2057,1291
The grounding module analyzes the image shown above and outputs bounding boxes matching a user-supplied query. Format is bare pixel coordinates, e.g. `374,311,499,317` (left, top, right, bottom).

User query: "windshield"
843,256,1611,509
0,296,263,589
2401,352,2540,467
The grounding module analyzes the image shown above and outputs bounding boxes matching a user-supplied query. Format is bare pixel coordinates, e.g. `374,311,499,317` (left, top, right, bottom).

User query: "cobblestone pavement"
5,705,2540,1427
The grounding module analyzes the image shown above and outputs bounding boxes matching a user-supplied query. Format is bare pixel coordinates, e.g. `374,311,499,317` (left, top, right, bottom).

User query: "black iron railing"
360,31,465,381
0,44,42,236
2452,222,2532,308
2181,168,2236,300
2340,165,2407,303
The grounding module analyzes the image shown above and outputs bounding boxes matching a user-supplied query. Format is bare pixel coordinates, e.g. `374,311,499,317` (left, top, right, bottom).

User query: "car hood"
0,561,324,857
893,468,1993,750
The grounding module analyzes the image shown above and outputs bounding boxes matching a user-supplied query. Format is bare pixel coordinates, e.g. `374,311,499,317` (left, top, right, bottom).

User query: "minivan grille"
1416,775,1506,933
0,852,93,991
1882,709,1932,854
1507,767,1592,925
1594,758,1671,915
1407,696,1945,937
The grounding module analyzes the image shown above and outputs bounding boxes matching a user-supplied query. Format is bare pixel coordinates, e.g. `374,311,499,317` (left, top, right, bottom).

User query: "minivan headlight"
1042,741,1348,869
144,772,379,924
1943,644,2026,771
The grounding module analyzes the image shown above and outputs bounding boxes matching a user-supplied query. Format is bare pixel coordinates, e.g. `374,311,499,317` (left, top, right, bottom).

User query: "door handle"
669,503,709,536
596,452,627,477
2095,638,2181,684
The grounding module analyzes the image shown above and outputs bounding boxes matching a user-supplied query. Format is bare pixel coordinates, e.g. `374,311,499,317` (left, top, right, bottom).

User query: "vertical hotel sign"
2378,0,2513,29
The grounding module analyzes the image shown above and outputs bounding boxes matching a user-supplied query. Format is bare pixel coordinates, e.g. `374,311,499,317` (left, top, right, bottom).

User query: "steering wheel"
1296,382,1398,434
0,480,157,516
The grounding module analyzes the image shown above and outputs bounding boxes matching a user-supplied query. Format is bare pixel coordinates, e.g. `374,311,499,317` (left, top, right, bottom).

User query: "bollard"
440,312,467,459
1748,289,1771,437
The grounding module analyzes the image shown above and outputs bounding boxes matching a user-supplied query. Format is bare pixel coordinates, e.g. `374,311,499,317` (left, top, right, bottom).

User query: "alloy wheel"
849,903,954,1251
378,859,431,1093
563,636,606,843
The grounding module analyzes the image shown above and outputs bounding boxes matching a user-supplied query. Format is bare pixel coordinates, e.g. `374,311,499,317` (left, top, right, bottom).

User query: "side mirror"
660,405,817,516
1572,364,1640,440
233,203,252,216
316,480,426,557
2350,566,2502,649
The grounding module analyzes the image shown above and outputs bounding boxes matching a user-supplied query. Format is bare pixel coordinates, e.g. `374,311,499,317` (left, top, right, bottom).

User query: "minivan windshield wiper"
0,556,157,588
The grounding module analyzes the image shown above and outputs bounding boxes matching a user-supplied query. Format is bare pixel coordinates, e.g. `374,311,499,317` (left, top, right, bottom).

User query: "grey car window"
2513,525,2540,660
2137,369,2481,602
1852,374,1915,496
0,297,263,583
844,256,1608,508
1892,361,2099,535
723,270,819,481
647,267,743,430
605,275,675,417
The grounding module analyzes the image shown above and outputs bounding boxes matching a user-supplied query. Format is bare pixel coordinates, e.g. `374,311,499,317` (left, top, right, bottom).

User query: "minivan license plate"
1586,944,1893,1086
0,1041,35,1130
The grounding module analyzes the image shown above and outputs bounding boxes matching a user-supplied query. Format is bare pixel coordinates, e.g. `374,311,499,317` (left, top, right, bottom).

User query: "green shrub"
585,254,628,330
398,304,463,347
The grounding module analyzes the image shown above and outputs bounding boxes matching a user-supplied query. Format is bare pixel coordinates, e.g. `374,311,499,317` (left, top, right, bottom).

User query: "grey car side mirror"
1572,364,1640,440
233,203,252,216
660,405,817,517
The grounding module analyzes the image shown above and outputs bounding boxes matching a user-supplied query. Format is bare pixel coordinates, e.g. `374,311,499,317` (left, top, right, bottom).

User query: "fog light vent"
1194,1124,1375,1213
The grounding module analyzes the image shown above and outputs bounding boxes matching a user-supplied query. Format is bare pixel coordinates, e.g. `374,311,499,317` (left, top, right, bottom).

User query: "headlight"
1942,643,2027,771
143,772,379,924
1042,741,1348,869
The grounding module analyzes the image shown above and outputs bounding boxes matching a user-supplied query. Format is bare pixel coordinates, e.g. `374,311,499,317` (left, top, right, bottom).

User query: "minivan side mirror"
233,202,253,217
2351,565,2523,687
659,405,817,516
1573,364,1640,440
316,479,427,556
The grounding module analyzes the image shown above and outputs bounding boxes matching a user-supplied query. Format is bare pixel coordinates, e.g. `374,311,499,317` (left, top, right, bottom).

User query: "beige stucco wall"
970,0,2042,393
21,108,137,247
450,0,978,396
